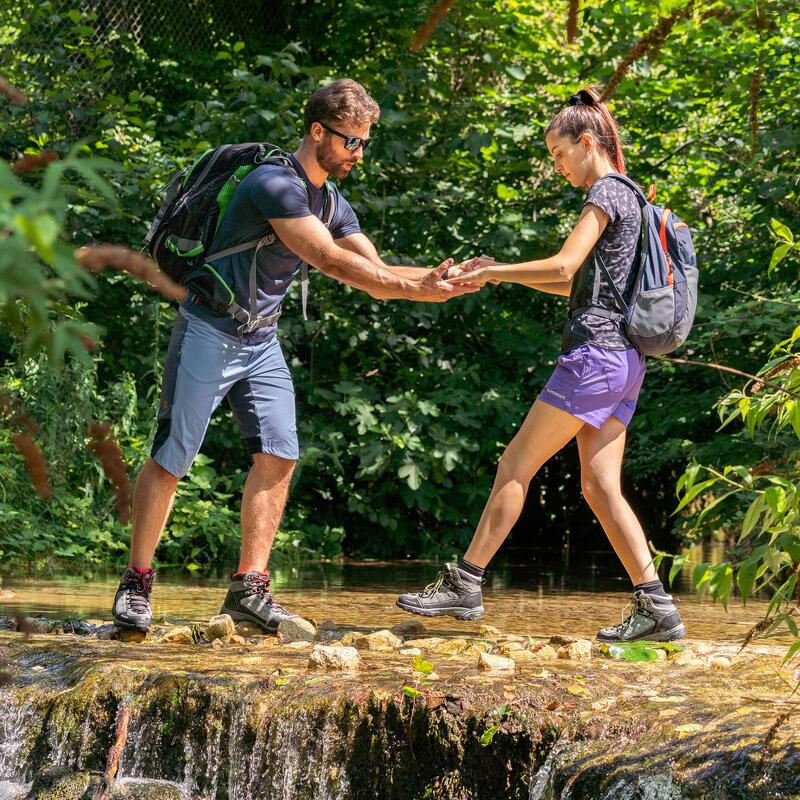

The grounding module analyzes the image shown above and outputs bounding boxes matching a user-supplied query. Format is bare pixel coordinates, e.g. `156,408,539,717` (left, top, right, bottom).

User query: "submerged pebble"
206,614,235,643
308,644,361,672
478,652,516,673
355,629,403,651
709,655,732,670
277,617,317,644
557,640,593,660
390,619,427,637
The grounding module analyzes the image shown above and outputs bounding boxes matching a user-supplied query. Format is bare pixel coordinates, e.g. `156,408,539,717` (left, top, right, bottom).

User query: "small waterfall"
77,685,100,764
529,740,573,800
226,699,250,800
203,699,225,798
0,691,40,782
120,702,165,780
181,722,198,798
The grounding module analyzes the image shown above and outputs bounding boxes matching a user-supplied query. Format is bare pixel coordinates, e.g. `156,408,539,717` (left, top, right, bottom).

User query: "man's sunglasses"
317,120,372,152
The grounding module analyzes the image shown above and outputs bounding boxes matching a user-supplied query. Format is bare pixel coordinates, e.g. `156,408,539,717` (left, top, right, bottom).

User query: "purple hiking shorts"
539,343,646,429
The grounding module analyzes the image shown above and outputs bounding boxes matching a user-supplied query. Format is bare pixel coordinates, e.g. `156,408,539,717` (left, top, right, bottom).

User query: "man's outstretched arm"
336,232,438,279
269,216,477,302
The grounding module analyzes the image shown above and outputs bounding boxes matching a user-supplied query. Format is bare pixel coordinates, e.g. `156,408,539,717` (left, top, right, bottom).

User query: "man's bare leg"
113,457,179,630
220,453,298,633
238,453,296,573
129,457,180,568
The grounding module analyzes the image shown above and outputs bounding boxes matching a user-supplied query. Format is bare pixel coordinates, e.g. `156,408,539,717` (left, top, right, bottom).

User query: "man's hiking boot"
597,589,686,643
219,571,298,634
395,563,485,620
112,566,155,632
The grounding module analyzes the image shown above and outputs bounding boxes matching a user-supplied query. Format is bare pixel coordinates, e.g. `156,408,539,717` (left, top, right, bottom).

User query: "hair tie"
568,93,584,106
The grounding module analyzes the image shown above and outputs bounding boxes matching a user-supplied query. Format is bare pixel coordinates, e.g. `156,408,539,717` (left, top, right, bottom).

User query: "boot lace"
614,593,653,637
242,573,291,616
122,569,154,614
420,567,459,598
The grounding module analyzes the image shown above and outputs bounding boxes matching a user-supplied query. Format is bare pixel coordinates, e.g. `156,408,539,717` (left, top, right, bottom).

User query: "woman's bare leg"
576,416,657,585
463,400,586,567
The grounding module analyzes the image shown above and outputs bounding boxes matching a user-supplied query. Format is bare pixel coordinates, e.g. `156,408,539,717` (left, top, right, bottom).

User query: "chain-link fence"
14,0,287,54
3,0,289,108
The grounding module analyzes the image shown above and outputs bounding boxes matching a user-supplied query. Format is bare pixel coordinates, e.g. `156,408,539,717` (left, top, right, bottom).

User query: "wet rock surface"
308,643,361,671
277,617,316,644
25,764,90,800
205,614,235,643
0,623,797,799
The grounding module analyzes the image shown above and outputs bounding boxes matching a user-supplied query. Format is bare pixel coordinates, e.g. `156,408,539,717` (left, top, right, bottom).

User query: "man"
112,79,476,634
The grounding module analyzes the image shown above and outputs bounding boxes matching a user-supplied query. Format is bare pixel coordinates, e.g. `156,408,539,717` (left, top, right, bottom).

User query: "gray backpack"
577,173,698,356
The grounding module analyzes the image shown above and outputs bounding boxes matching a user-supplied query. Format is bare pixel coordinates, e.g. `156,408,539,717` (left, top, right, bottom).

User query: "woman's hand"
444,256,481,280
447,254,503,286
447,266,494,286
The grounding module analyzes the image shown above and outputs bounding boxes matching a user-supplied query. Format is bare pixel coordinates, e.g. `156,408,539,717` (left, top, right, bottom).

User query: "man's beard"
316,138,357,180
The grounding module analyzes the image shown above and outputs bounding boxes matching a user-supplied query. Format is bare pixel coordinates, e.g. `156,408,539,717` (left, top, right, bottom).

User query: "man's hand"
447,254,503,286
444,256,481,280
411,258,481,302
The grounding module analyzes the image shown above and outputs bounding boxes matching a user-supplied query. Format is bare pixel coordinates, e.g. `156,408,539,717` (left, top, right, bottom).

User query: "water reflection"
0,546,790,644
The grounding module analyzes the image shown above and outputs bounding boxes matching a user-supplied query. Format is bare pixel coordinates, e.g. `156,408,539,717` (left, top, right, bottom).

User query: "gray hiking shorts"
151,309,299,478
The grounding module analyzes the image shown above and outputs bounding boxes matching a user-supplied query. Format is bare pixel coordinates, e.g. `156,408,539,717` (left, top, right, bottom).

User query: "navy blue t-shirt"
182,154,360,340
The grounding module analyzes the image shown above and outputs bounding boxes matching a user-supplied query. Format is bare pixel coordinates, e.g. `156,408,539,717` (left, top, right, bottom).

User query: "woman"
396,88,686,643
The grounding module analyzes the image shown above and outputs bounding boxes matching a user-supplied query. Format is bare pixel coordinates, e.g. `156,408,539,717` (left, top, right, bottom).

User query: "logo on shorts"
544,387,566,400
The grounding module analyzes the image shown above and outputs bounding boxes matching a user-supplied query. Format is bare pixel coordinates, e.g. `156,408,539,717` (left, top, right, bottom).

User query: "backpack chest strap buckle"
234,306,282,336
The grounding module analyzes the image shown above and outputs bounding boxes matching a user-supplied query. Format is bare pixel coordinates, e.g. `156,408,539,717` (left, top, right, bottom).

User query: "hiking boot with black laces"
219,571,298,634
597,589,686,643
395,563,485,620
112,566,155,632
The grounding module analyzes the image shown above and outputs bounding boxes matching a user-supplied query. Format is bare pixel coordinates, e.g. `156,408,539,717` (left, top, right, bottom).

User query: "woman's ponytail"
546,86,626,174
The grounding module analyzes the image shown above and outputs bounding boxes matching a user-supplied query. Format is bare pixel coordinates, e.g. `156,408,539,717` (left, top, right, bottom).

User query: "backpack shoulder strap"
322,180,338,228
598,172,648,207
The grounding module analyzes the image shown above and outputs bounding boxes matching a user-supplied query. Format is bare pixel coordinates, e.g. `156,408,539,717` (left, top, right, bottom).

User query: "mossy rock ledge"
0,626,798,800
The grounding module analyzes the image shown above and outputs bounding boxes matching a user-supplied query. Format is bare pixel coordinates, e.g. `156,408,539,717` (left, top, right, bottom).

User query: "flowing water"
0,551,790,643
1,554,797,800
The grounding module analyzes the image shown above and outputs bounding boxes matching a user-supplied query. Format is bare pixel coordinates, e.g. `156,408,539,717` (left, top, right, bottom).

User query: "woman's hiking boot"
597,589,686,642
219,571,298,634
395,563,485,620
112,566,155,632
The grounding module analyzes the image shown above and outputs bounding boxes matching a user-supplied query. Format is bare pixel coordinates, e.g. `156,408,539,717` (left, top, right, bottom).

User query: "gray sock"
635,579,671,601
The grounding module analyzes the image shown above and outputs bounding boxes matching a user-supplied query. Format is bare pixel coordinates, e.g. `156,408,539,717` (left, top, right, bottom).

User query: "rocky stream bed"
0,614,798,800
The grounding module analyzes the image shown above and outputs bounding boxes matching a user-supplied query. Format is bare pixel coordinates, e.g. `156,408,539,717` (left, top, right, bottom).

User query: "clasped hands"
418,255,499,302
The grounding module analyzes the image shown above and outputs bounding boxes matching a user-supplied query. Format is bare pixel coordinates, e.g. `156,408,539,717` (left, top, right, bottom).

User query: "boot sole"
220,606,279,634
112,617,150,633
395,599,485,621
596,623,687,643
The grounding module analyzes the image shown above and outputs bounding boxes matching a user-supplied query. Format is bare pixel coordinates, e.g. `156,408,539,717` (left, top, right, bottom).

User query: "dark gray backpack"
578,173,698,356
143,143,335,333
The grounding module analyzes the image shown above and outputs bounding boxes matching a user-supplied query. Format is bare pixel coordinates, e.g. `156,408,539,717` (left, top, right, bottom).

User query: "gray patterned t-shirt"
561,175,642,353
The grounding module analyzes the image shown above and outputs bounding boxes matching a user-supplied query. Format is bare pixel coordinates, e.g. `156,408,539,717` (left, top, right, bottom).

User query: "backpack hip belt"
203,234,282,335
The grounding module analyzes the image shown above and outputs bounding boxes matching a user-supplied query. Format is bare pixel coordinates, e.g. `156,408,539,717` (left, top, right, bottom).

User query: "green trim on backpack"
201,263,235,306
214,164,256,236
182,148,214,189
166,238,204,258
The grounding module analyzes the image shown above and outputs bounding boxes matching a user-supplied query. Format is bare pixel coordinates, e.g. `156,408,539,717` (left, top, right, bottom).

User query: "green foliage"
660,232,800,664
411,655,434,675
599,640,683,662
1,0,799,571
0,152,113,364
479,704,512,746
